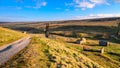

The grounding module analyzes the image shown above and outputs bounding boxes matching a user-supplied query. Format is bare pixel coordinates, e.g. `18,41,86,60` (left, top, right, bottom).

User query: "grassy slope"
1,36,103,68
84,39,120,62
50,35,120,68
0,27,26,46
66,36,120,67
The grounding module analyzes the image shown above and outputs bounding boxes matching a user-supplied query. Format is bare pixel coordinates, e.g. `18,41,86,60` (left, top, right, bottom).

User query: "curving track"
0,37,31,66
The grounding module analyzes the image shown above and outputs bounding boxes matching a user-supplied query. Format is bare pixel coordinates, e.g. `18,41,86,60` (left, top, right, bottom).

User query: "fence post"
116,23,120,36
45,23,49,38
101,47,105,54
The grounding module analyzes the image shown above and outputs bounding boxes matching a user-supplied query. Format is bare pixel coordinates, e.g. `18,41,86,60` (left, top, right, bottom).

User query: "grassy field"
0,27,27,46
1,36,103,68
53,35,120,68
1,35,120,68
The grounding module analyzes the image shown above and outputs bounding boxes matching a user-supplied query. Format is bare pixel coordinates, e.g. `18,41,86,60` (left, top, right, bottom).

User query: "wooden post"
101,47,104,54
45,23,49,38
116,23,120,36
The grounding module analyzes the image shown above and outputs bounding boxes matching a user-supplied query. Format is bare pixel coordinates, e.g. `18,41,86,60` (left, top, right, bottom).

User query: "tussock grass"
1,36,103,68
85,39,120,62
51,35,120,68
0,27,27,46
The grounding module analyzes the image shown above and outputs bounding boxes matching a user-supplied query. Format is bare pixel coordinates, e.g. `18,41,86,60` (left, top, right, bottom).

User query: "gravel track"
0,37,31,66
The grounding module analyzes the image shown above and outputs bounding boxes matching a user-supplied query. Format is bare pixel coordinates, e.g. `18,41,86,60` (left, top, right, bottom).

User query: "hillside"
0,17,120,68
0,17,119,34
0,27,27,46
1,36,103,68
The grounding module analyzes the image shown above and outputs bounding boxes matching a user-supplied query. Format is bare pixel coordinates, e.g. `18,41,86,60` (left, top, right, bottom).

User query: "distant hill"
0,17,119,34
0,22,9,24
55,17,120,24
0,17,120,24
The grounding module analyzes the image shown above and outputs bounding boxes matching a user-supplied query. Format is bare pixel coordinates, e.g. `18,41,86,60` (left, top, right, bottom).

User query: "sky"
0,0,120,22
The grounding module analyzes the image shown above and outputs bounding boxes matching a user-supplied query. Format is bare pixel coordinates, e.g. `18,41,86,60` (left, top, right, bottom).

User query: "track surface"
0,37,31,65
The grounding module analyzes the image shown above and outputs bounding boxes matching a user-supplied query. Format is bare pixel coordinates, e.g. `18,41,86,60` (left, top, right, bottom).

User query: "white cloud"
65,3,74,6
6,6,22,10
75,8,79,11
16,7,22,10
66,0,110,10
74,0,95,10
0,17,12,22
0,16,27,22
90,0,106,4
90,14,120,17
81,8,85,10
56,8,61,10
65,9,70,11
114,0,120,3
24,6,31,8
33,2,47,9
90,0,110,5
74,0,80,3
24,0,47,9
74,13,120,20
75,1,95,8
41,2,47,6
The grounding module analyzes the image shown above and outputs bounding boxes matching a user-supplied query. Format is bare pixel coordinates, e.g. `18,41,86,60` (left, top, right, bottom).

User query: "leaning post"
116,22,120,36
45,23,50,38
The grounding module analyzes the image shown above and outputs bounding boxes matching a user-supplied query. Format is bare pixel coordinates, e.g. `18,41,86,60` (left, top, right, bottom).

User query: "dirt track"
0,37,31,66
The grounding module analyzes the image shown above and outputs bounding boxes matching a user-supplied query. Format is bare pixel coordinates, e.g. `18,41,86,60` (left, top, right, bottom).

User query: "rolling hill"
0,17,120,68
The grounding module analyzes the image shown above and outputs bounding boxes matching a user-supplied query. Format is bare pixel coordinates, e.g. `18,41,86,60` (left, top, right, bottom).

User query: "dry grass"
1,36,103,68
0,19,120,68
0,27,27,46
50,35,120,68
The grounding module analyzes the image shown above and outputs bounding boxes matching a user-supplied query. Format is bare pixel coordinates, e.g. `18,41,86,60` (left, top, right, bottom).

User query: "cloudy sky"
0,0,120,22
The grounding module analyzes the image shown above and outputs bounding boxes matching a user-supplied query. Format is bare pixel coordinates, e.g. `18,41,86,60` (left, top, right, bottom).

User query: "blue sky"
0,0,120,22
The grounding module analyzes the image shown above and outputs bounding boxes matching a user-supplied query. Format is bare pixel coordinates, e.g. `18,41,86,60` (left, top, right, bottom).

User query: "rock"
23,31,26,34
76,38,86,44
81,38,86,43
76,39,80,44
99,40,108,46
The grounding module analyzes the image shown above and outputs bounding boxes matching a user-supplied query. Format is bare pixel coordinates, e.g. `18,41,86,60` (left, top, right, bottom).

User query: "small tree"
45,23,50,38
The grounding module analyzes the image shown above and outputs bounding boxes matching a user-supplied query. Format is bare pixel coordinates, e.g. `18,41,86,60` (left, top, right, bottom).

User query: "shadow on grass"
108,52,120,57
0,45,12,53
4,26,44,34
50,25,116,34
66,41,76,44
83,48,101,53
